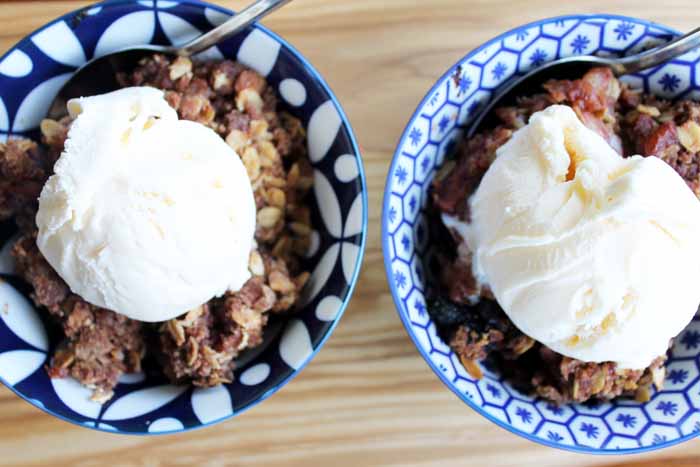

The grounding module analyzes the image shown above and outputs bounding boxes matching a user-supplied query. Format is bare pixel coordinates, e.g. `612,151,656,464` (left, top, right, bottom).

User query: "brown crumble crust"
430,67,700,404
0,140,47,221
0,54,313,402
12,232,144,403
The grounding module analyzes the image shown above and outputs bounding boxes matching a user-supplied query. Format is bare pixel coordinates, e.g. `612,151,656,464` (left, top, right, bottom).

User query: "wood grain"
1,1,699,466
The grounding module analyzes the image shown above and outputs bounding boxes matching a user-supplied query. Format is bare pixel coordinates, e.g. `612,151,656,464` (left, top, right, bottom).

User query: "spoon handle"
612,26,700,75
178,0,293,56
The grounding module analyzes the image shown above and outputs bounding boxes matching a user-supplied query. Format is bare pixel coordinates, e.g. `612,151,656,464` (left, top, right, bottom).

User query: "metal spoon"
47,0,292,119
467,26,700,137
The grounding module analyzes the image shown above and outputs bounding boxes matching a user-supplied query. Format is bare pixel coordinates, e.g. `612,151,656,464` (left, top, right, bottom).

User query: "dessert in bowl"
383,14,700,453
0,0,366,434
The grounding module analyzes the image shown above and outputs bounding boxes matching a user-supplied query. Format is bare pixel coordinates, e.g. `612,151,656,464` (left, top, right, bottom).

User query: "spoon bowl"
47,45,166,119
47,0,291,119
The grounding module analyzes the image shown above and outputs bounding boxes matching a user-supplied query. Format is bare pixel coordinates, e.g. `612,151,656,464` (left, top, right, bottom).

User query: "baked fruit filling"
430,67,700,404
0,55,313,402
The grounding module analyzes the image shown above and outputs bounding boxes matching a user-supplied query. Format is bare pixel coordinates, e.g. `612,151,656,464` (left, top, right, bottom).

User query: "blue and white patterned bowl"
0,0,366,434
383,14,700,454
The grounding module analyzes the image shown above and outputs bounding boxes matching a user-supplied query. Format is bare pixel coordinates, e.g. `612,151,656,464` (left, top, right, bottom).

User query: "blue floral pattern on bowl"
383,14,700,454
0,0,366,434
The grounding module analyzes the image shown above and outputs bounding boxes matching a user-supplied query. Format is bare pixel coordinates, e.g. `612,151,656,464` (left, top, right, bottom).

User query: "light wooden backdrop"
0,1,699,466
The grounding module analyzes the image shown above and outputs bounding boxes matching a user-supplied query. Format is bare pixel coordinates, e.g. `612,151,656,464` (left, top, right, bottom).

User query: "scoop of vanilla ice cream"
458,104,700,369
36,87,256,322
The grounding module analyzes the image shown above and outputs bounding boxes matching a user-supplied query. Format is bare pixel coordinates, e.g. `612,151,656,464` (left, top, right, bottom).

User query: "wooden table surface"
1,1,699,466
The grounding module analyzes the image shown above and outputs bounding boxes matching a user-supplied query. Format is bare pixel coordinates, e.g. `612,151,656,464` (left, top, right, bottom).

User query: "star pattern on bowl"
384,14,700,454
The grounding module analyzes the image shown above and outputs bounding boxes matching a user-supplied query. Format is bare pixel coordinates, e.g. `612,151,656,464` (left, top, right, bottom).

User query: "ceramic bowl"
383,14,700,454
0,0,366,434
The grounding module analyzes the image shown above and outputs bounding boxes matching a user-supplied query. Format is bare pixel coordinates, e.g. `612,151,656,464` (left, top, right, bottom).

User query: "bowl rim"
381,13,696,455
0,0,368,436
